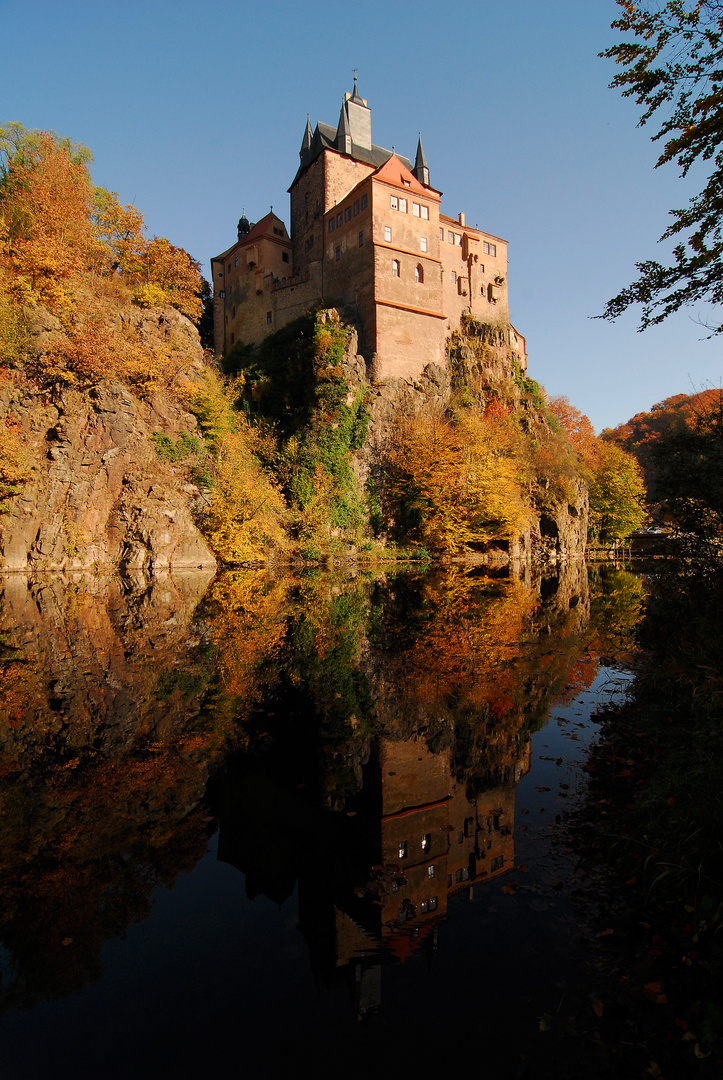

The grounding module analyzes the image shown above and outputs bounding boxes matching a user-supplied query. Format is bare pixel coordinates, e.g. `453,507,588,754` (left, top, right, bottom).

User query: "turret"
413,135,430,186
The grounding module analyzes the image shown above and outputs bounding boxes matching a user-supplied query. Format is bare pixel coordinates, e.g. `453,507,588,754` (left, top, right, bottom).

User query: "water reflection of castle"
217,725,530,1006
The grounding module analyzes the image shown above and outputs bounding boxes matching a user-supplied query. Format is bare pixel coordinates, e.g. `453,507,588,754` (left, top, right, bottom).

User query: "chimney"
459,212,465,226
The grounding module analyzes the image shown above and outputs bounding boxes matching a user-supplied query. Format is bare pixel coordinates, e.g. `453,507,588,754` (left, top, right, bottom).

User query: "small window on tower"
420,236,427,252
390,195,398,210
451,271,457,284
328,219,335,233
266,311,272,325
415,264,424,283
421,205,429,220
345,206,352,222
335,245,341,261
282,251,289,263
337,212,343,228
358,230,364,246
234,256,239,267
412,202,420,217
392,259,400,277
353,200,360,216
384,226,392,242
361,194,368,210
448,231,454,244
399,198,407,213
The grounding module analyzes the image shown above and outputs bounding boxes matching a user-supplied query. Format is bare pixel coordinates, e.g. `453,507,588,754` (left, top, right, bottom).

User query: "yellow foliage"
387,409,531,553
204,429,288,562
0,413,30,504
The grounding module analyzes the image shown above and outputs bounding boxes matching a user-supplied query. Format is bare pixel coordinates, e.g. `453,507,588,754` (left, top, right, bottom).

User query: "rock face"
0,307,216,573
337,311,589,563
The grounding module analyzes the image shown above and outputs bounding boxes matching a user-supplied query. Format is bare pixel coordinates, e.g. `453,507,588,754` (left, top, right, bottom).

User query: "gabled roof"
212,212,289,261
290,119,412,189
373,154,438,197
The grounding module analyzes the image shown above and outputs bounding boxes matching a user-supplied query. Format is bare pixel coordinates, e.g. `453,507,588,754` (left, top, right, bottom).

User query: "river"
0,562,644,1078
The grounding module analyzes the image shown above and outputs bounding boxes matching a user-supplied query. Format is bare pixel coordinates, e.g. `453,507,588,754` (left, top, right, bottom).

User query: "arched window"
415,264,424,283
392,259,400,277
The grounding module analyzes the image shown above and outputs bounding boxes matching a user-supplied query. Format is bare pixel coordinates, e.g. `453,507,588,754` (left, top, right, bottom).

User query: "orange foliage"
0,132,99,311
547,395,600,471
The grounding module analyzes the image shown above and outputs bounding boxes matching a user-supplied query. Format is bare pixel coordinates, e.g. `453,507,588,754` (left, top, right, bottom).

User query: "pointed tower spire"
336,99,352,154
299,114,314,168
413,134,430,186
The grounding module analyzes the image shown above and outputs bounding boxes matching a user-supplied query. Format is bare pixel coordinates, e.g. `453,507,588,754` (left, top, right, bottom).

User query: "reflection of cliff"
0,570,217,1011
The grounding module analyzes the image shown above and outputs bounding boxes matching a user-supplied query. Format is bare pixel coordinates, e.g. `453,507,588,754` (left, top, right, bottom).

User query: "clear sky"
2,0,720,431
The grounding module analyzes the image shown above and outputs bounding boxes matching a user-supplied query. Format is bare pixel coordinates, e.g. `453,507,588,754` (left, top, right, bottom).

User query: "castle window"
455,867,470,883
439,227,444,240
448,230,454,244
428,864,435,879
234,256,239,267
384,226,392,242
358,230,364,246
455,233,462,246
421,205,429,220
266,311,272,325
361,194,368,210
336,212,343,227
421,833,431,852
451,271,457,284
336,245,341,261
282,251,289,263
415,264,424,283
390,195,398,210
345,206,352,222
399,198,407,213
219,290,226,298
413,202,420,217
399,840,407,859
420,236,428,252
328,219,335,233
392,259,400,277
483,241,497,256
353,200,360,216
490,855,504,872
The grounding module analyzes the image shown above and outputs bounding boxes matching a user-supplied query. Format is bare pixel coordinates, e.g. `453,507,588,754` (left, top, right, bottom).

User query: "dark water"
0,563,643,1078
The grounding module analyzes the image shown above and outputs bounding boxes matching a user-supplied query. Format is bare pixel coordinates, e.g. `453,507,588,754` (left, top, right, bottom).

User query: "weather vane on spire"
352,69,358,93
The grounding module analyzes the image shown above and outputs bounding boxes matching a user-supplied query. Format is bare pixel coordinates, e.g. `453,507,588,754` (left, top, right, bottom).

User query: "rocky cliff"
336,310,589,563
0,305,216,573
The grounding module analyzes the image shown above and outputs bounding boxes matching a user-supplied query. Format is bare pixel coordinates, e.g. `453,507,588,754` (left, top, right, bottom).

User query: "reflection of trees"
0,561,646,1015
0,571,218,1011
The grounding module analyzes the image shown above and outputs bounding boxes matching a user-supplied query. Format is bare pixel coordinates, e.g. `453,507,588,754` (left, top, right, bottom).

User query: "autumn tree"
547,395,600,473
589,442,647,541
386,409,530,553
601,1,723,332
0,131,99,311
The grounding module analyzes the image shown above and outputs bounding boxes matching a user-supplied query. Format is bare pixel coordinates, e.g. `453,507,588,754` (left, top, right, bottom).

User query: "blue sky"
2,0,720,431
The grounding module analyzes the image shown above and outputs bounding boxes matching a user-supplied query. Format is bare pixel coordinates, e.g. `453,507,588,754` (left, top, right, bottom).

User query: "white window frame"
384,225,392,242
420,236,427,252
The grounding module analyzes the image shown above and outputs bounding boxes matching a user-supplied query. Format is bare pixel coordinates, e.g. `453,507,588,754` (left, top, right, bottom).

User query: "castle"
211,81,526,380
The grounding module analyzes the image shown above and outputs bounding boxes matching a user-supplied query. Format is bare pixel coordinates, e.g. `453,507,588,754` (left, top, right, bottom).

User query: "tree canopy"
601,1,723,333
